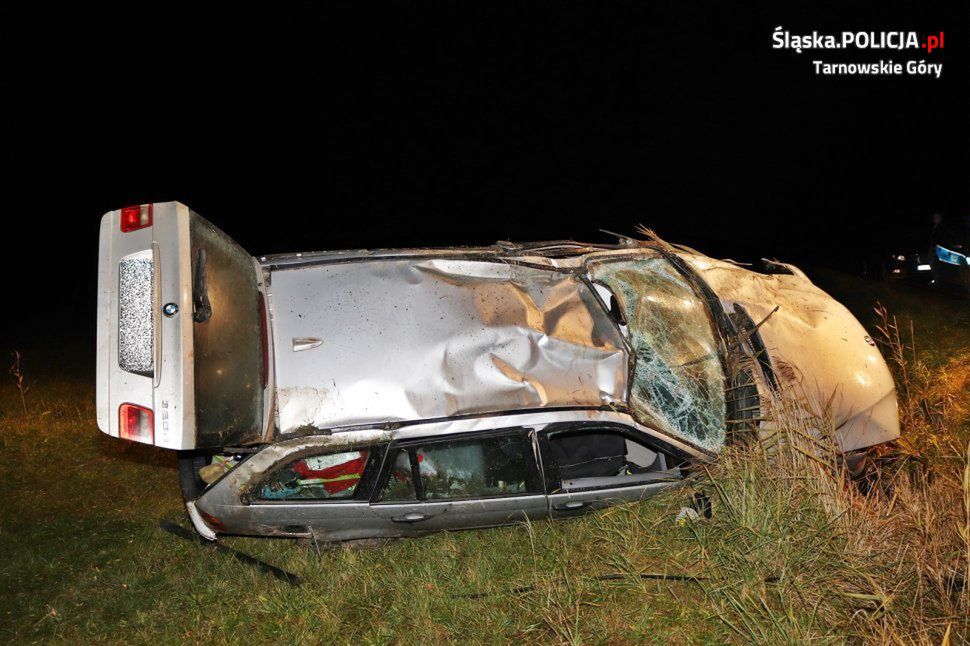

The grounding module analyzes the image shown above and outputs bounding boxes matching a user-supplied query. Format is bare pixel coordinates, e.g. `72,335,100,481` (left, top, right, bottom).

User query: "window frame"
585,254,733,454
370,427,544,505
247,443,388,505
586,279,632,343
539,422,688,494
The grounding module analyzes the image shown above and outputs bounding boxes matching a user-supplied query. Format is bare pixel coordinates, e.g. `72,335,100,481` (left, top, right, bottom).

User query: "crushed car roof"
269,252,635,434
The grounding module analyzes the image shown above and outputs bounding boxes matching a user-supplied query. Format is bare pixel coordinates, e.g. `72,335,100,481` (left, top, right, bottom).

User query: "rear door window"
259,449,370,500
377,431,541,502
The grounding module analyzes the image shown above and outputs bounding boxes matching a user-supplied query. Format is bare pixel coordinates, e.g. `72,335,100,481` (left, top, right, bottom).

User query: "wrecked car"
96,202,899,542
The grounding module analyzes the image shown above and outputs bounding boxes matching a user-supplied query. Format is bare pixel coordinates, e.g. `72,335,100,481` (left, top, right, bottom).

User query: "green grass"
0,376,727,643
1,271,967,643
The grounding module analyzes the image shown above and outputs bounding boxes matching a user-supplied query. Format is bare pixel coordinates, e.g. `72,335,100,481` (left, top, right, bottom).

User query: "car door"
367,427,548,536
540,423,685,518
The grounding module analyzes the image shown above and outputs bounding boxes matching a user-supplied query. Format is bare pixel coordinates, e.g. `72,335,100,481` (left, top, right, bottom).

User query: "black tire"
177,451,210,502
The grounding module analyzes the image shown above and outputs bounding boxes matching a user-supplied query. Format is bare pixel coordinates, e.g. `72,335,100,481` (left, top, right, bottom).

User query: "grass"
1,271,968,643
0,389,724,643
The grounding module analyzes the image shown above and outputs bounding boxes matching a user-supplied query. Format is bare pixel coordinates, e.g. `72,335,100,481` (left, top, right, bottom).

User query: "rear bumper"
186,501,218,541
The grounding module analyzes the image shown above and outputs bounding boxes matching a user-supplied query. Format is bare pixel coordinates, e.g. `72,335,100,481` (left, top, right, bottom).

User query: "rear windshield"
190,216,263,446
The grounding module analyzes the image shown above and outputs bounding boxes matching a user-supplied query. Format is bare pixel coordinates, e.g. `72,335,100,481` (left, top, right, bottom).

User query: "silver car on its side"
96,202,900,542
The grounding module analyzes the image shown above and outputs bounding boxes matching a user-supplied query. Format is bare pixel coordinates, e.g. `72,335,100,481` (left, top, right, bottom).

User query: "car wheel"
177,451,211,502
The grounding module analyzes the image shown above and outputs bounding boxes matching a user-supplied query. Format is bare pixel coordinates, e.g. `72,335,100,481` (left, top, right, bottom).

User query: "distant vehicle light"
119,404,154,444
891,269,901,274
935,245,969,267
895,254,906,261
917,264,931,271
120,204,153,232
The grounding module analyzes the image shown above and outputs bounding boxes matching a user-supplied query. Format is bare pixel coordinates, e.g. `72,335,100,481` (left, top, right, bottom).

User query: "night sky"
1,1,965,347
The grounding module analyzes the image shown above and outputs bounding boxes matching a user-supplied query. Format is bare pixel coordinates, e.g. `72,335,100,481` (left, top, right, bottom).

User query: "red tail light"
258,292,269,387
119,403,154,444
199,510,227,533
120,204,153,232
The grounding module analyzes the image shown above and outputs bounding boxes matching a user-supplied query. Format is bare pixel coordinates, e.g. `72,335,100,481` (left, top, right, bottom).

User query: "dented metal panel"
679,252,900,452
269,258,628,433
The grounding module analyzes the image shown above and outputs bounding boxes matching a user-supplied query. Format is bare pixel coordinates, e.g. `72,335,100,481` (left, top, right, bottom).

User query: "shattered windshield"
589,257,726,451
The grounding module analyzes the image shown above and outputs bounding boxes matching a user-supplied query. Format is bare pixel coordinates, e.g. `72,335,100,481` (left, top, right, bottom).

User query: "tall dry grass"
653,307,970,643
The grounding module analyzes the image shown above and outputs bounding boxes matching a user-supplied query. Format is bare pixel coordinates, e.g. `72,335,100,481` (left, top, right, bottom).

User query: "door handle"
292,337,323,352
554,501,587,511
391,512,430,523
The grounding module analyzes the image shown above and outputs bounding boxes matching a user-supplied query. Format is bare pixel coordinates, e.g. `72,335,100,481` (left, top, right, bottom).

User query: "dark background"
0,1,965,347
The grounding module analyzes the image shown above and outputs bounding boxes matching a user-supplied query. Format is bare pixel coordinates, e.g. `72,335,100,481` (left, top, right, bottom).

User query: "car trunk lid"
97,202,268,450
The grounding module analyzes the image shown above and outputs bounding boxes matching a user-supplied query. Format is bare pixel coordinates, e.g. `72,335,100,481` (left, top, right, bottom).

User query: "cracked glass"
589,257,726,451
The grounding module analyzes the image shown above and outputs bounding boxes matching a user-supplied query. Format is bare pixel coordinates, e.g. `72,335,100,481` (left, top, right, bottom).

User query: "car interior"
547,429,682,491
254,426,683,503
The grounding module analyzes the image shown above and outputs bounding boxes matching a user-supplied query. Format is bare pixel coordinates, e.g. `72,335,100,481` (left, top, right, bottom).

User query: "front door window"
546,427,681,492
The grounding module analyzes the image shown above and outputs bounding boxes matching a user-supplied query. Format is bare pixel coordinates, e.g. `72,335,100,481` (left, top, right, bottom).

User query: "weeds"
8,350,29,416
873,304,964,461
642,305,970,643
